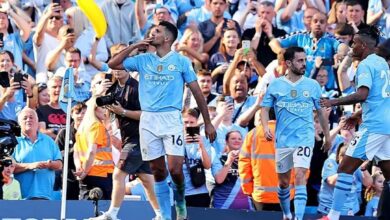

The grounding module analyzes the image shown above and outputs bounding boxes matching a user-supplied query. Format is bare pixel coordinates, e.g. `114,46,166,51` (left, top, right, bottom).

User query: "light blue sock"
331,173,353,212
294,185,307,220
172,181,187,218
278,186,292,218
154,178,172,220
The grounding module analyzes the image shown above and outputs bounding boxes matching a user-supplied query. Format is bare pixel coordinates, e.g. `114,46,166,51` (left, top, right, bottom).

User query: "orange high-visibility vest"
238,121,295,203
75,122,114,177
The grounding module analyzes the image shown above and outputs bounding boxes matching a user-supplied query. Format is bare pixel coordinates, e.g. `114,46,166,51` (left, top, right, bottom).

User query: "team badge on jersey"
157,65,163,72
291,90,297,98
303,91,310,97
168,64,176,71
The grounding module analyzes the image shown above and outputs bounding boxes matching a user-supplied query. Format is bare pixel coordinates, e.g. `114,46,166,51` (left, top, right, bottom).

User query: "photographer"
0,50,35,122
91,69,161,220
182,108,213,207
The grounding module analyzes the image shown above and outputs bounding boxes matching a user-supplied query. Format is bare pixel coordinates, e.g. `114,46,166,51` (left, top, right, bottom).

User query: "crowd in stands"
1,0,390,219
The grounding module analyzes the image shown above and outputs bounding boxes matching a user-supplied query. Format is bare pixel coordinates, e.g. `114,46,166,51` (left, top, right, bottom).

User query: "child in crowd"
1,159,21,200
365,171,385,217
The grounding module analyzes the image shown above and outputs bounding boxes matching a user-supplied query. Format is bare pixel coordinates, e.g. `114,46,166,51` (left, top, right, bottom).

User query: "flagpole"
60,68,74,220
60,97,72,220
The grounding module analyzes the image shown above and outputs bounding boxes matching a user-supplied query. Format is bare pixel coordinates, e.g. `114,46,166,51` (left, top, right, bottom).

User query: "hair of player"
284,46,305,62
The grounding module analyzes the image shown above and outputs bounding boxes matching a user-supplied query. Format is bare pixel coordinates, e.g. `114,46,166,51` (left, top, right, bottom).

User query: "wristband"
254,32,261,38
121,109,127,117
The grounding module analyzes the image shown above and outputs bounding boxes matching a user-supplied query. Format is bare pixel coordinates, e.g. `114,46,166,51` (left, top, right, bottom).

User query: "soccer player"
319,28,390,220
108,21,216,220
260,46,331,220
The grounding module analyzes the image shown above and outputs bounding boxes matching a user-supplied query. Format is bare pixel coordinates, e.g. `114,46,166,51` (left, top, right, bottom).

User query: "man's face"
304,8,318,31
229,74,248,99
311,13,327,37
347,4,364,25
149,25,167,46
287,52,306,75
183,114,197,128
20,109,39,134
210,0,227,18
316,69,328,86
65,52,80,68
198,75,212,95
153,7,171,23
351,35,365,60
258,5,275,23
48,79,62,102
47,12,64,31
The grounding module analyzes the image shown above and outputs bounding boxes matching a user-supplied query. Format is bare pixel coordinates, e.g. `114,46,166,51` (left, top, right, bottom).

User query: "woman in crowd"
28,82,50,109
182,108,213,207
365,171,385,217
212,130,251,210
178,27,209,72
0,50,34,121
73,96,114,200
327,1,347,29
209,28,241,94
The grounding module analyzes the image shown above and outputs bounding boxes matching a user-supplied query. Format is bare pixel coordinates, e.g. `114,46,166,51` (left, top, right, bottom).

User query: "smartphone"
186,126,200,137
343,111,352,118
0,71,9,87
13,72,24,87
322,58,334,66
0,33,3,42
105,73,113,81
66,28,74,34
224,96,234,105
52,0,60,4
242,40,251,55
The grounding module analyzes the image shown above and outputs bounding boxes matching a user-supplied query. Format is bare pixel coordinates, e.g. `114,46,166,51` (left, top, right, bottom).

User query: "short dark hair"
182,108,200,119
260,1,274,7
356,26,380,46
0,50,15,63
67,47,81,57
72,102,87,114
376,38,390,61
197,69,211,77
159,21,178,42
225,130,242,142
284,46,305,61
346,0,362,8
334,23,355,36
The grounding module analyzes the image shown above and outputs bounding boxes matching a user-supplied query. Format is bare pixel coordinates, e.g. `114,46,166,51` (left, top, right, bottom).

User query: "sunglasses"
37,82,47,93
50,16,62,20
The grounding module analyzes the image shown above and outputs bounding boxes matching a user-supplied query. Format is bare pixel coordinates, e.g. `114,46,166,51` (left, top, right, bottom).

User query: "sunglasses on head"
37,82,47,93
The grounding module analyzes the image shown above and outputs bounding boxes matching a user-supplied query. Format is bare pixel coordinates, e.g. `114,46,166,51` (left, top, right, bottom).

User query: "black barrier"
0,200,376,220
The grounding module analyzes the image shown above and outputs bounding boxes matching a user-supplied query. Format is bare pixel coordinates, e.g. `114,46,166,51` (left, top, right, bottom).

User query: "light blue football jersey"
261,76,322,148
355,54,390,134
123,51,197,112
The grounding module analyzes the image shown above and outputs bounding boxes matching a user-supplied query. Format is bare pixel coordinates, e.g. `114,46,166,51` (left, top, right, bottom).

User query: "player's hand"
204,122,216,143
320,98,333,108
321,135,331,152
263,127,273,141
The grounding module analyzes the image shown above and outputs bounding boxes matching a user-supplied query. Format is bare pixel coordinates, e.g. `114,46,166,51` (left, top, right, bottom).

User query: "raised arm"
8,7,31,42
280,0,300,22
135,0,147,31
108,39,151,69
33,4,61,46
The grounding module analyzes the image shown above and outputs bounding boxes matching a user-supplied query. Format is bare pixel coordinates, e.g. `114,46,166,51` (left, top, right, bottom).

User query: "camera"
0,119,20,159
96,94,116,107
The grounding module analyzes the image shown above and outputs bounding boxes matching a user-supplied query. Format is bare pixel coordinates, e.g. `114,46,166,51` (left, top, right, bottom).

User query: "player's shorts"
275,146,313,173
346,128,390,161
117,142,151,175
140,111,185,161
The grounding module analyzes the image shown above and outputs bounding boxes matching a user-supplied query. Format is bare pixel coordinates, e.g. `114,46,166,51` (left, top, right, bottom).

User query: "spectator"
36,76,66,140
211,96,247,156
209,28,241,94
346,0,369,32
45,25,76,72
261,46,331,220
303,7,320,31
317,144,371,216
102,0,141,48
1,158,21,200
73,96,114,200
242,1,287,67
270,12,346,89
92,68,161,219
33,3,64,83
327,1,347,28
55,102,87,200
367,0,390,38
365,171,385,217
213,130,251,209
0,2,32,69
29,82,50,110
55,48,91,102
239,113,294,211
333,23,355,45
276,0,305,33
199,0,241,57
178,27,209,72
184,69,218,109
12,107,63,200
65,6,109,83
0,50,34,121
182,108,213,207
233,0,259,31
